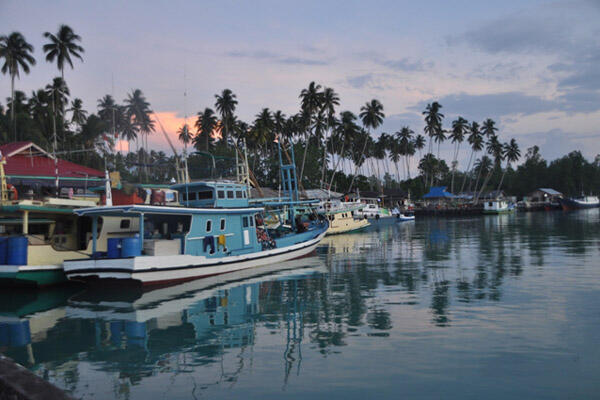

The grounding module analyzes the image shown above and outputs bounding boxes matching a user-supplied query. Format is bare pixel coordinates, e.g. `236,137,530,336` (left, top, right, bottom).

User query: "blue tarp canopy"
423,186,455,199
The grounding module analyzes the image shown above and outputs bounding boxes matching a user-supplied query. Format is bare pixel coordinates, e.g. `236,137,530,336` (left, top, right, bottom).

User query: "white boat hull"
64,230,326,285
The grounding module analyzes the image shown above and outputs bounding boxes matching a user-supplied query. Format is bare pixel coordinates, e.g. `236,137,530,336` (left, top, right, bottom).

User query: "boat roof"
73,204,264,217
323,204,365,214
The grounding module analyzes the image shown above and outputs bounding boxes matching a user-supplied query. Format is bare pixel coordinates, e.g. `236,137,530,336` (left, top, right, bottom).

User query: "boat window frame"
218,190,225,199
242,216,249,228
220,218,226,231
206,219,212,233
120,219,130,229
235,190,243,198
227,190,234,199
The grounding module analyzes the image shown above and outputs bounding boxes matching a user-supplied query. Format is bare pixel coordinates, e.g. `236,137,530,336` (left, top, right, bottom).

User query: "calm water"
1,210,599,399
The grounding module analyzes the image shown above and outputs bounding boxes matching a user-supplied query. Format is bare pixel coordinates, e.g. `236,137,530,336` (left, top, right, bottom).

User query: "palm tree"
328,111,358,189
476,134,504,202
298,81,323,185
497,138,521,191
97,95,116,123
43,25,84,80
472,156,492,197
125,89,154,179
194,107,217,151
68,98,87,129
214,89,238,145
422,102,444,154
396,126,414,179
252,108,274,154
349,99,385,192
177,124,192,147
0,32,36,140
462,122,482,193
389,136,402,183
319,87,340,188
414,134,426,160
46,77,70,151
449,117,468,193
481,118,497,138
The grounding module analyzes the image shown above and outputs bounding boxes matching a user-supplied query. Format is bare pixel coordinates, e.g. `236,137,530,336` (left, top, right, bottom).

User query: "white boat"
483,200,515,214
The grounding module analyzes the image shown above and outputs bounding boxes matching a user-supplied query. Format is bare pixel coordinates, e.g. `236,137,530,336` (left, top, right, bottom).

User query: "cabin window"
182,192,187,201
220,218,226,230
198,190,213,200
489,202,493,206
120,219,130,229
243,216,249,228
227,190,234,199
235,191,243,198
188,192,197,201
206,220,212,232
250,216,254,227
218,190,225,199
242,191,247,198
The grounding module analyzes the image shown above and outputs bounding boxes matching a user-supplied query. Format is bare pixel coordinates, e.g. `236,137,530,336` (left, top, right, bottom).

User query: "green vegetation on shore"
1,27,599,198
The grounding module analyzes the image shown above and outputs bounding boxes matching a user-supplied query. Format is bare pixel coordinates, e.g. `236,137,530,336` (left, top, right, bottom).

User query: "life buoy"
6,184,17,200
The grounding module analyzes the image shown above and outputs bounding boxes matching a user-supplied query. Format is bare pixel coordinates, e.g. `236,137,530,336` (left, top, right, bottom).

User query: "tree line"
1,27,599,198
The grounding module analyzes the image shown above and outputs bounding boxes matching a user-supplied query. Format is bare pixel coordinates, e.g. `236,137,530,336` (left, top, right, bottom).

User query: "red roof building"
0,142,103,188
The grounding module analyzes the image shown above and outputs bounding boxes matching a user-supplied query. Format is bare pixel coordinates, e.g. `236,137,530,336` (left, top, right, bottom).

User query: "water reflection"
0,209,599,399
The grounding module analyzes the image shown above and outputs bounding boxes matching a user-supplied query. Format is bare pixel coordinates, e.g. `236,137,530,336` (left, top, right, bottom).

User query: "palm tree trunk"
461,149,474,194
497,162,509,192
348,131,370,193
10,74,16,141
328,137,347,190
395,161,401,185
298,132,310,185
477,168,494,203
320,128,329,189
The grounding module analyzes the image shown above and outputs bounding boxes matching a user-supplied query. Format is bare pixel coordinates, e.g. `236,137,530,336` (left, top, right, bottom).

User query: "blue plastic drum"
107,238,121,259
7,236,28,265
121,236,141,257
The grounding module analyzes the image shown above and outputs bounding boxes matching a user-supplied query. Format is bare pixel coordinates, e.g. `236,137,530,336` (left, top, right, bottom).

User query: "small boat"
63,181,328,286
397,213,415,222
558,195,600,210
351,198,396,225
322,204,370,235
483,200,515,214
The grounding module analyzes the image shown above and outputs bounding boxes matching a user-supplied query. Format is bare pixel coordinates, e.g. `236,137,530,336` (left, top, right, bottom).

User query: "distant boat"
322,204,370,235
558,195,600,210
483,200,515,214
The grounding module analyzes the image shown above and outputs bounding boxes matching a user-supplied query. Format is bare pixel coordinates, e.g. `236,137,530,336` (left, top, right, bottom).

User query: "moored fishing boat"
322,203,370,235
63,181,328,286
0,198,138,287
483,200,515,214
558,195,599,210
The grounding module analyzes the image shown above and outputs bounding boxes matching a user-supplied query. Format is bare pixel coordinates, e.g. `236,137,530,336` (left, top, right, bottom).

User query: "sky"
1,0,600,168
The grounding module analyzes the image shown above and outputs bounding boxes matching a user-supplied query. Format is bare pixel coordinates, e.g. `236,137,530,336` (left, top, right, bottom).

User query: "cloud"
409,92,559,121
378,58,433,72
347,74,375,89
226,50,328,66
450,15,571,54
518,128,599,161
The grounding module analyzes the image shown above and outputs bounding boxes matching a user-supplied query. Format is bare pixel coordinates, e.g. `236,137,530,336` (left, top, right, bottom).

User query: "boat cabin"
171,181,249,208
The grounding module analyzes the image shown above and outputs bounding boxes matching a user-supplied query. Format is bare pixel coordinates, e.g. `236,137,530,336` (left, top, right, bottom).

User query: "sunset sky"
1,0,599,165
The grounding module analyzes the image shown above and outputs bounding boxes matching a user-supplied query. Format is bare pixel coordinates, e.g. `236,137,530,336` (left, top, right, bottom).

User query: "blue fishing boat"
62,181,328,286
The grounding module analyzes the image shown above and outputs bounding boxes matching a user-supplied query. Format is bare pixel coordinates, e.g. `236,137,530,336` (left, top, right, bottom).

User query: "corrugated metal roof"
538,188,562,195
1,141,103,178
